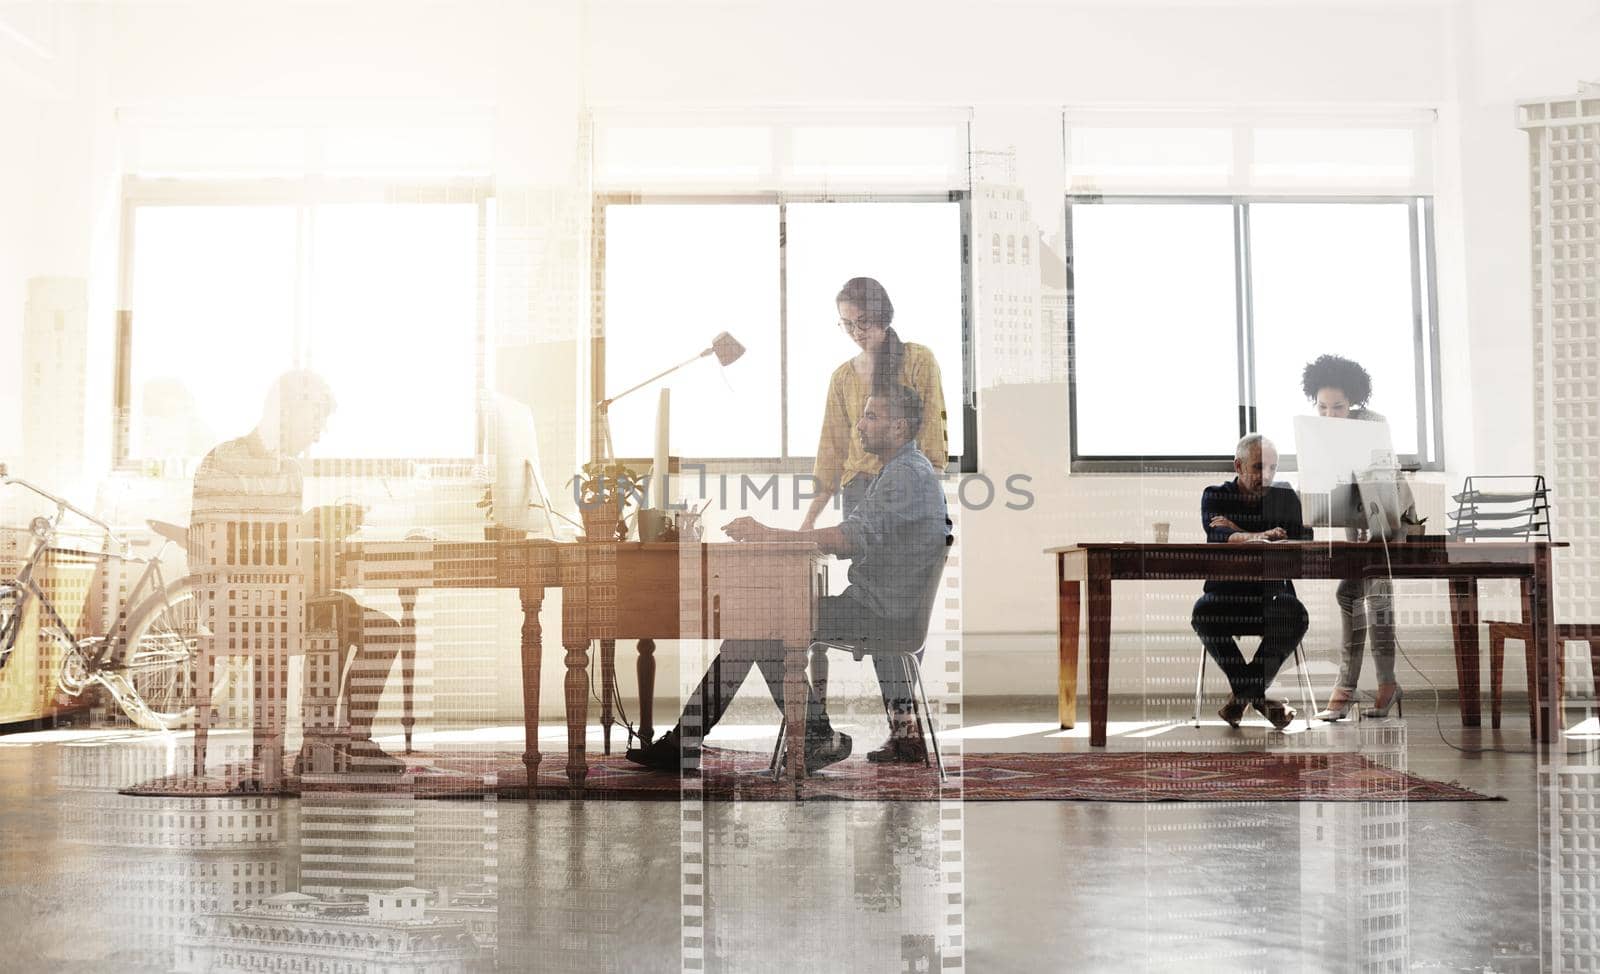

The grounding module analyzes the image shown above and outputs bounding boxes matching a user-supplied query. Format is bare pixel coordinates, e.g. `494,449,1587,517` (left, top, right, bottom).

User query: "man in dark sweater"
1192,434,1312,730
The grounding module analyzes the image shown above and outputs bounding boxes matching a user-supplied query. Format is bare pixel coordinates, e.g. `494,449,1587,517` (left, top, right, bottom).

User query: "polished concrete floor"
0,693,1583,972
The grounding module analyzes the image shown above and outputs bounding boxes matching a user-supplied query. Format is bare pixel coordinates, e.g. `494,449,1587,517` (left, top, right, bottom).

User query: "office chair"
771,540,953,782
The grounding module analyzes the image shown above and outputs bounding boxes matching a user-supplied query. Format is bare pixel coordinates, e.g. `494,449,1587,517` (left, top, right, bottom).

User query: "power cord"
584,641,640,749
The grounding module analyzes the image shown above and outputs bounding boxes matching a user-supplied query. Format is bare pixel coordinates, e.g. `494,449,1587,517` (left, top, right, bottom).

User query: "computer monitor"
488,393,562,539
1292,414,1407,540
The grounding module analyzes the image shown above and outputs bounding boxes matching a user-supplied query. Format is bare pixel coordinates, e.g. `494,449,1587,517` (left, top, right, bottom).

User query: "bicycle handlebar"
2,476,130,551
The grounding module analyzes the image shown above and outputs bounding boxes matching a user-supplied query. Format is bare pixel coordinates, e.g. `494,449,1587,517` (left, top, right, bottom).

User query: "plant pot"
580,501,622,543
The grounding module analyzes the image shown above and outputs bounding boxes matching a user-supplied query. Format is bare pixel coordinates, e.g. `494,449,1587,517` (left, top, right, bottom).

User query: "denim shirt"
838,442,950,621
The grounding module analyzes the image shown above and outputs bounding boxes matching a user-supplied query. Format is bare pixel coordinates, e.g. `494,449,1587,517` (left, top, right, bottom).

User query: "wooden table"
1046,541,1562,747
342,539,825,789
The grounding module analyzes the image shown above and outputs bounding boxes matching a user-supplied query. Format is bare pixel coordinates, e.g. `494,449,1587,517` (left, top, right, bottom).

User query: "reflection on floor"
0,695,1585,971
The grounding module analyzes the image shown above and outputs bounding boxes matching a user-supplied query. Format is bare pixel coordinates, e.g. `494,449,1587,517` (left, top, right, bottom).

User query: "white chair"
771,540,952,781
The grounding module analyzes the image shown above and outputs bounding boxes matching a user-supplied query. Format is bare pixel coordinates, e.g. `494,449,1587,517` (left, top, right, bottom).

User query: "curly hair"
1301,354,1372,406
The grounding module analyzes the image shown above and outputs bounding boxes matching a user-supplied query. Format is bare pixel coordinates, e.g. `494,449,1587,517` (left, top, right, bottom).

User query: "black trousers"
1190,591,1309,702
679,594,916,740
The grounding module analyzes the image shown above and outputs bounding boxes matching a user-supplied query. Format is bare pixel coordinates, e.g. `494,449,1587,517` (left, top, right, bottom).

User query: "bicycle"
0,469,210,730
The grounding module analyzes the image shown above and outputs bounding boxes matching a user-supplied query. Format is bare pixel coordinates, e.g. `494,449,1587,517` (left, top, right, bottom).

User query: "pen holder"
676,511,703,542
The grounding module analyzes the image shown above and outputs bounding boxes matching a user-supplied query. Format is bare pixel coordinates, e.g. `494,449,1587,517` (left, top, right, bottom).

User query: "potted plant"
576,460,640,542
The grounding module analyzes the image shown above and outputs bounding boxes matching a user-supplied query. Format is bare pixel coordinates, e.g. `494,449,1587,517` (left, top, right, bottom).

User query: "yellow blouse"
812,341,949,490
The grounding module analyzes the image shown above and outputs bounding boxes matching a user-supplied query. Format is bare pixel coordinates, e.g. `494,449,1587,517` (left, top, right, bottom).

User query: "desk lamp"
593,331,745,462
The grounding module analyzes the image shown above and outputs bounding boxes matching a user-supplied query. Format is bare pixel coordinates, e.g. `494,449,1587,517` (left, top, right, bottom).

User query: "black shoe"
1218,697,1247,729
1252,698,1297,731
294,738,404,776
625,729,695,774
805,730,853,773
344,738,406,773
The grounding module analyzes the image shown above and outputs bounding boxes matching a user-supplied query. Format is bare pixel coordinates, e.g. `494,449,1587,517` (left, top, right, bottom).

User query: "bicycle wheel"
116,576,208,730
0,582,21,667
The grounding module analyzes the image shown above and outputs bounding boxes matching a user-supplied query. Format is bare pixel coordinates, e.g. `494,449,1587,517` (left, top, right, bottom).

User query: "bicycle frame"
1,476,180,673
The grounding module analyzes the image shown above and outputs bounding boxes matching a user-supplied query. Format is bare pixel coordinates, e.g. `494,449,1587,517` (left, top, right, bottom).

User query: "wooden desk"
1046,541,1561,747
343,539,825,789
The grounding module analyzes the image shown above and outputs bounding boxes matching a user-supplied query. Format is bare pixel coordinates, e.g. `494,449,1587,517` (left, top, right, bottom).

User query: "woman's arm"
911,347,949,467
800,490,835,532
726,516,851,557
804,370,851,529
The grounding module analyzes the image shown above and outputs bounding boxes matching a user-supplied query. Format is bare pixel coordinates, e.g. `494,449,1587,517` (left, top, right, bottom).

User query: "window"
1066,195,1440,469
117,181,488,463
596,197,969,467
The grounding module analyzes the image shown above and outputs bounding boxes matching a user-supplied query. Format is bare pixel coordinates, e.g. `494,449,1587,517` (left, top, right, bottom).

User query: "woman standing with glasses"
799,277,949,530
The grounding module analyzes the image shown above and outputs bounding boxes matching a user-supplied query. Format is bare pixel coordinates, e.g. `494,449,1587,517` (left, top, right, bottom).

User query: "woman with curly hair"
1301,354,1408,720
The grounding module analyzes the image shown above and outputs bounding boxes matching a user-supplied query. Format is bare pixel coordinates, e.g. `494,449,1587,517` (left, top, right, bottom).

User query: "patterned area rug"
121,749,1498,802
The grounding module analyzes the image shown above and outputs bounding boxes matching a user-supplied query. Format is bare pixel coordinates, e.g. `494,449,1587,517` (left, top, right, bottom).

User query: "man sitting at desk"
1192,433,1312,731
191,371,403,778
626,384,950,773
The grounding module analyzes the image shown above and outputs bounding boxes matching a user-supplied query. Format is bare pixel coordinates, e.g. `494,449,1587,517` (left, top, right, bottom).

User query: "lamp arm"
596,349,711,410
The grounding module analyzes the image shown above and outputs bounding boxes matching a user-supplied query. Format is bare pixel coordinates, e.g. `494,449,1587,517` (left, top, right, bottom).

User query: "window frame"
113,175,494,473
590,191,976,474
1065,193,1443,474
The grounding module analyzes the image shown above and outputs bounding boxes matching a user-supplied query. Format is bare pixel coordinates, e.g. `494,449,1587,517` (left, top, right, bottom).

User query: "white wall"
4,0,1595,719
0,4,102,469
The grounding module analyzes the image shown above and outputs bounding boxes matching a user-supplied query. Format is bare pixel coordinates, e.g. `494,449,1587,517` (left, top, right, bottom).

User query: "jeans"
812,593,922,721
1191,591,1309,702
1334,577,1396,691
677,593,917,742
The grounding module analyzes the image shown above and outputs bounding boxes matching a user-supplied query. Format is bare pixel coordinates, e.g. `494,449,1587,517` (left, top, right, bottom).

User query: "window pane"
785,202,964,461
1071,202,1240,457
305,203,480,458
1249,202,1418,457
603,204,781,459
129,206,297,459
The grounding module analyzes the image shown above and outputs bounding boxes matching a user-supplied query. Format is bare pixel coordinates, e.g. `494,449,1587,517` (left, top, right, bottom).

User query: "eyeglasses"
838,315,881,335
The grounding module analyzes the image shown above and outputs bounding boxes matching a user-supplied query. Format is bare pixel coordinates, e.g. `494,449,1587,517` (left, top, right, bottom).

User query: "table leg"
1532,546,1559,744
1447,578,1482,727
784,640,808,795
1058,561,1081,730
600,638,616,755
1519,581,1537,741
637,638,656,746
193,650,212,778
1087,554,1112,748
518,590,544,791
254,653,285,790
564,638,590,788
399,589,416,755
1489,624,1506,730
811,646,831,715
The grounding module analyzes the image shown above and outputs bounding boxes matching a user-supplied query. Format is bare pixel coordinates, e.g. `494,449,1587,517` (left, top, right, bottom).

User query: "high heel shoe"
1314,690,1357,722
1367,684,1404,718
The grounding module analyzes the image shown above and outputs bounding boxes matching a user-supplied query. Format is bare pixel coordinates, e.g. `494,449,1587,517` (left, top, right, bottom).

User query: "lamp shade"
709,332,745,368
